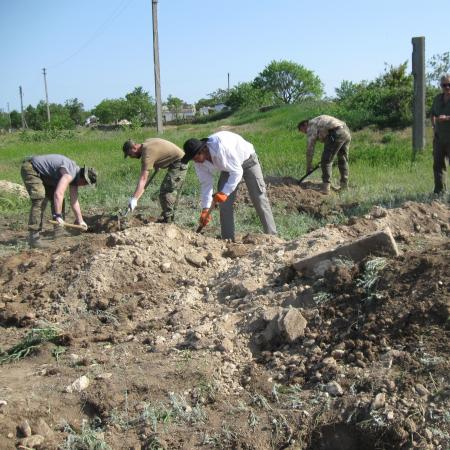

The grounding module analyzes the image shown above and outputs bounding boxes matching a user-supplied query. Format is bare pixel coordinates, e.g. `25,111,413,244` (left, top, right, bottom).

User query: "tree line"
1,53,448,132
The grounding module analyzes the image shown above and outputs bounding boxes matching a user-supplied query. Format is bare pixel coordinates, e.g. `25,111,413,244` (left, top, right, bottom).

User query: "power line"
48,0,135,69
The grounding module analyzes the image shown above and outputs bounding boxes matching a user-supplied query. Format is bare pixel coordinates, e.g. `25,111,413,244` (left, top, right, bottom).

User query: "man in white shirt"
182,130,277,240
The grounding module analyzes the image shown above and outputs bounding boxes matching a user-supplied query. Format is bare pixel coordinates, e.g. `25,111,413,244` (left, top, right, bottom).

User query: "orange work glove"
213,191,228,203
199,208,212,227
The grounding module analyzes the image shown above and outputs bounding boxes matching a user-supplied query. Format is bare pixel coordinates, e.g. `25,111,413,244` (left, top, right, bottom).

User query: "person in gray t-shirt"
21,154,97,248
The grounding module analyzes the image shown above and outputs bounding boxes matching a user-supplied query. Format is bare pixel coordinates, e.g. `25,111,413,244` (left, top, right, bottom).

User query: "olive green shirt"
141,138,184,171
431,94,450,143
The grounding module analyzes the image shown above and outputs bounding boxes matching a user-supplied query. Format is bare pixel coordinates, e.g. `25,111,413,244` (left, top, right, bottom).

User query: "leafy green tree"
253,60,323,104
10,110,21,129
195,97,215,110
427,52,450,86
92,98,127,124
124,86,155,124
64,98,85,125
207,88,230,105
226,82,272,110
166,95,184,121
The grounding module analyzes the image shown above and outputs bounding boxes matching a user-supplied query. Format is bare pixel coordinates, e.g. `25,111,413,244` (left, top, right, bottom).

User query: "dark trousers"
433,137,450,193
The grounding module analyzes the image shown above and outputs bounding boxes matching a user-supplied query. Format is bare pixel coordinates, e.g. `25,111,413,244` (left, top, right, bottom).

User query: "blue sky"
0,0,447,112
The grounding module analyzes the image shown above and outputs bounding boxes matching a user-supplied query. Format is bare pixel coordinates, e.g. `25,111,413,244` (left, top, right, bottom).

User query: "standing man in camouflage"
21,154,97,248
122,138,187,222
298,115,351,194
431,74,450,195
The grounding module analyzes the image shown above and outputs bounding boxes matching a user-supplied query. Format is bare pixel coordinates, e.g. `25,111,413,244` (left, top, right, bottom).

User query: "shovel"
298,164,320,184
196,199,217,233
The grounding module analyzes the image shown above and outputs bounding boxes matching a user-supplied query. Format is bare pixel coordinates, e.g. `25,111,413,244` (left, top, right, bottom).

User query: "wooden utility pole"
412,37,425,153
7,102,12,132
227,73,230,93
19,86,26,129
152,0,163,133
42,68,51,123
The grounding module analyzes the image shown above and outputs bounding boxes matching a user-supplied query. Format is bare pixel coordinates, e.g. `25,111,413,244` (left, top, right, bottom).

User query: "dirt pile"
0,201,448,449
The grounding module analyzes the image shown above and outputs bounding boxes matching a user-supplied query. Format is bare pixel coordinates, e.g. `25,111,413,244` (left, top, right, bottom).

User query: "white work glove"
75,220,88,231
128,197,138,212
53,214,65,227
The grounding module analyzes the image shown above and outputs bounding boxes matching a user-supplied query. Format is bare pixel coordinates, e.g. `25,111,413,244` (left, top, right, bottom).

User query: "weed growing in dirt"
357,257,387,302
0,327,60,364
251,392,272,410
63,421,111,450
168,392,207,424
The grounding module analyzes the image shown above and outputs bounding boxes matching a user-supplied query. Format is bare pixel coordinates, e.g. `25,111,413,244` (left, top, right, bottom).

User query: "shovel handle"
48,220,87,231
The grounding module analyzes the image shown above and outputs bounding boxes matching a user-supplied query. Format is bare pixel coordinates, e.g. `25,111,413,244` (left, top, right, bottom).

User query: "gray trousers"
217,153,277,240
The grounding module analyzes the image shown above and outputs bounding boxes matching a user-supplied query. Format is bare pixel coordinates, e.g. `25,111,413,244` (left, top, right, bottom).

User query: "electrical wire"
48,0,135,69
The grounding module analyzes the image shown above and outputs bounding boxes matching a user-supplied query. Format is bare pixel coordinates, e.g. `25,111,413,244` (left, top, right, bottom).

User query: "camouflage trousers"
321,126,351,184
20,159,65,233
433,136,450,194
159,160,188,221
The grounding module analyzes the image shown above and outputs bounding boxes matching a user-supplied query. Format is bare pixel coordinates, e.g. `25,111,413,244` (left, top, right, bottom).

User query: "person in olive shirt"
431,74,450,194
122,138,187,222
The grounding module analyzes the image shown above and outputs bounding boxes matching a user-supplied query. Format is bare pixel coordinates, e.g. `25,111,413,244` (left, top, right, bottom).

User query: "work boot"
339,179,348,191
320,182,331,194
28,232,49,249
52,225,67,239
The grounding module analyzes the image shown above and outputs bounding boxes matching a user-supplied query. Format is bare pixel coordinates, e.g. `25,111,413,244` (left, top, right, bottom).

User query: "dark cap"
79,166,97,185
181,138,208,163
122,139,135,158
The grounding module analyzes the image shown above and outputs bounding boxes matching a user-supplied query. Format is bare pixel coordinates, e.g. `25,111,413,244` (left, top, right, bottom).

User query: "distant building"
162,103,196,123
84,115,98,126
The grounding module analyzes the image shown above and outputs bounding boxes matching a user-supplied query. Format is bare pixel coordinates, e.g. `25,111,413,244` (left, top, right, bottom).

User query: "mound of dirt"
0,180,29,199
0,201,448,449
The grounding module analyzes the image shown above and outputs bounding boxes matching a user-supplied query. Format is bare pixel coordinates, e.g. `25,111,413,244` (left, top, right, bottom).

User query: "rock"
278,309,307,343
160,262,172,273
19,434,45,448
185,253,205,268
371,392,386,410
223,244,248,258
371,206,388,218
331,349,345,359
133,255,144,266
325,381,343,396
95,372,113,380
0,399,7,407
293,228,399,277
414,383,430,397
34,418,53,438
65,375,90,393
322,357,337,368
18,419,32,437
217,337,234,353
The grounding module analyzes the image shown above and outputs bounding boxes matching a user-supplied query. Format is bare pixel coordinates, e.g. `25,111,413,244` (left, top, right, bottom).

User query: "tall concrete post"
42,68,51,123
152,0,163,133
412,36,425,153
19,86,26,130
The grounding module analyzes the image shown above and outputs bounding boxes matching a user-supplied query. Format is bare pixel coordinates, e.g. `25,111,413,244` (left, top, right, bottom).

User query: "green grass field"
0,103,442,239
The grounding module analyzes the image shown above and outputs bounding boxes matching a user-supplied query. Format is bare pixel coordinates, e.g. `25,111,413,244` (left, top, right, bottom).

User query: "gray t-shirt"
31,154,80,186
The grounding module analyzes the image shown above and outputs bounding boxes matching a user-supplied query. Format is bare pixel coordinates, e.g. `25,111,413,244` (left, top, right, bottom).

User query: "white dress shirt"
194,131,255,208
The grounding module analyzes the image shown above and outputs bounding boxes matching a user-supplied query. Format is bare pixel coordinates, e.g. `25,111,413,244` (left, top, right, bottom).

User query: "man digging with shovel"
21,154,97,248
122,138,188,223
298,115,351,194
182,131,277,241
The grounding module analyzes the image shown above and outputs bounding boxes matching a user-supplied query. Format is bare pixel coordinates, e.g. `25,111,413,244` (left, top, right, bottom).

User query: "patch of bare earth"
0,200,448,449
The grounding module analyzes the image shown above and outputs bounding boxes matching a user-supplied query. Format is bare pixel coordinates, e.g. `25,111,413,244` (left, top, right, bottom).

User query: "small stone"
414,383,430,397
95,372,113,380
371,392,386,410
386,410,394,420
18,419,32,437
65,375,90,393
217,338,234,353
325,381,343,396
34,418,53,438
19,434,45,448
185,253,205,268
331,349,345,359
160,262,172,273
134,255,144,266
0,400,7,407
322,357,337,368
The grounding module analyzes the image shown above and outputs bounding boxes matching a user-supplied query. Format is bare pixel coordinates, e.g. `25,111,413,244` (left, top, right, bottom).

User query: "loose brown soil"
0,193,449,449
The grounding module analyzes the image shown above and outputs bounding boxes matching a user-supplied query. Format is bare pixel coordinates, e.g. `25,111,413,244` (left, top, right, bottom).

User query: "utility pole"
227,72,230,94
152,0,163,133
412,37,425,154
42,68,51,123
19,86,26,129
7,102,11,132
